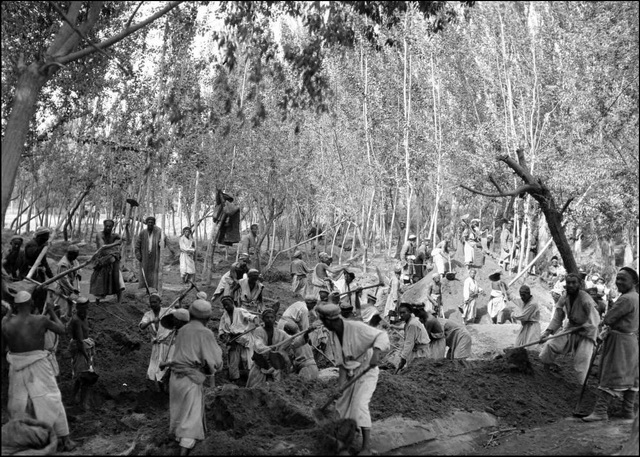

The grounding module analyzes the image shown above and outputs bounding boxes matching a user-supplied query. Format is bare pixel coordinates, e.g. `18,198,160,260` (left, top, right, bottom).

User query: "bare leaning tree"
461,148,579,274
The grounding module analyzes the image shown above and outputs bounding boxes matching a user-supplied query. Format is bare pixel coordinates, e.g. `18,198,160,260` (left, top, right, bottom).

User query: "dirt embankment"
2,238,633,455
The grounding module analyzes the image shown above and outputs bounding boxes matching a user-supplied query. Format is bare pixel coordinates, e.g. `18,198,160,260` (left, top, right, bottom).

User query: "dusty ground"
1,234,637,455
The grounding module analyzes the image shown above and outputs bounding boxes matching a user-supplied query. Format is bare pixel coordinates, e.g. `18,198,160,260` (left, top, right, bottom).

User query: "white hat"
14,291,31,304
189,299,212,319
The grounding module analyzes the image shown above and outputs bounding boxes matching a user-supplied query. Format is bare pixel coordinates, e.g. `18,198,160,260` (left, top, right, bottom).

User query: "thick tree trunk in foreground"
1,65,48,228
461,150,578,274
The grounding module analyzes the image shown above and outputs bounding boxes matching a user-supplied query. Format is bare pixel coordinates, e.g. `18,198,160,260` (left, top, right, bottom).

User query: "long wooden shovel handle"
228,326,260,344
320,365,374,411
38,241,121,288
26,245,49,279
511,327,581,350
339,282,384,297
268,327,315,350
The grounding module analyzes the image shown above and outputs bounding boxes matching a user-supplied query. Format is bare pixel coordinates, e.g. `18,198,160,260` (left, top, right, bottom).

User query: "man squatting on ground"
317,303,390,456
2,291,77,452
169,299,223,456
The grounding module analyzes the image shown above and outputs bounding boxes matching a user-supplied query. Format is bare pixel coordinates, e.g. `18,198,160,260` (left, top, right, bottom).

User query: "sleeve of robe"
400,323,418,360
299,308,309,332
134,233,142,261
179,236,194,253
547,297,567,333
513,300,540,322
603,294,634,327
57,261,74,292
463,278,472,301
201,330,224,373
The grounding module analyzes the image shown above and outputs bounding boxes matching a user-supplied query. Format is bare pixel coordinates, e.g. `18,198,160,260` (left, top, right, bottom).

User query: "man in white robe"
218,295,260,383
317,304,390,456
169,299,222,455
179,227,196,284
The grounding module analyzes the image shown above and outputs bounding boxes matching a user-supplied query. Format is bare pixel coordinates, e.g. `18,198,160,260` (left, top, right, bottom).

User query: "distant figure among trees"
135,216,165,293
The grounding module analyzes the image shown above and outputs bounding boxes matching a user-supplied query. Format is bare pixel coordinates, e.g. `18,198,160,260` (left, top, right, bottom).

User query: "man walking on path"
539,273,601,385
583,267,638,423
135,216,165,293
169,299,223,456
2,291,77,452
91,219,124,304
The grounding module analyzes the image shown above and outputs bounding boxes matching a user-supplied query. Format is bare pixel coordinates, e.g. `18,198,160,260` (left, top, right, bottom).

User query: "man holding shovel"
68,297,96,411
218,295,260,384
316,303,390,456
53,245,81,319
139,293,173,392
2,291,77,452
582,267,638,423
539,273,601,384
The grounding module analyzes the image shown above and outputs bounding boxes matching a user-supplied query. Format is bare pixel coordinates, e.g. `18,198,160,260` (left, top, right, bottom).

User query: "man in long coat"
135,216,164,292
90,219,124,304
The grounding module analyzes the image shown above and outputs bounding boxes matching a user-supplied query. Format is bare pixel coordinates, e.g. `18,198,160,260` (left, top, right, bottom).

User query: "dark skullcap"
620,267,639,284
145,216,156,223
103,219,115,226
317,304,341,320
261,308,276,318
220,295,235,305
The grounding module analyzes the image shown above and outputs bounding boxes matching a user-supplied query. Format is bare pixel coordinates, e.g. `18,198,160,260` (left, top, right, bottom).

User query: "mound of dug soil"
373,354,579,429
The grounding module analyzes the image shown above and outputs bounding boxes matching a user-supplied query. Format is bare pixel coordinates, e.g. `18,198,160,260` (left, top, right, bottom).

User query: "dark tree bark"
1,1,182,226
461,149,579,274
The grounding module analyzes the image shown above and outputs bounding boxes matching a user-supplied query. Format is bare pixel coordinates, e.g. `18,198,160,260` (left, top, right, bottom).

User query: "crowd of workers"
1,216,638,456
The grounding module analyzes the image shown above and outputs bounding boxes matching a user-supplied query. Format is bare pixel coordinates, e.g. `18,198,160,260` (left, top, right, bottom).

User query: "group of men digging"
1,217,638,456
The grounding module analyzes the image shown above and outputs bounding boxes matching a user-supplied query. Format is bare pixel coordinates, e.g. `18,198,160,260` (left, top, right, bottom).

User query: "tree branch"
515,148,528,170
126,2,145,29
460,184,539,199
46,1,83,57
58,1,183,65
48,1,132,76
488,173,504,193
497,154,536,184
560,197,575,216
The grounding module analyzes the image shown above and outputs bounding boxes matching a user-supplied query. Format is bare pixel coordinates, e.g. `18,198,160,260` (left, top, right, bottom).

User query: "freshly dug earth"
0,238,631,455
